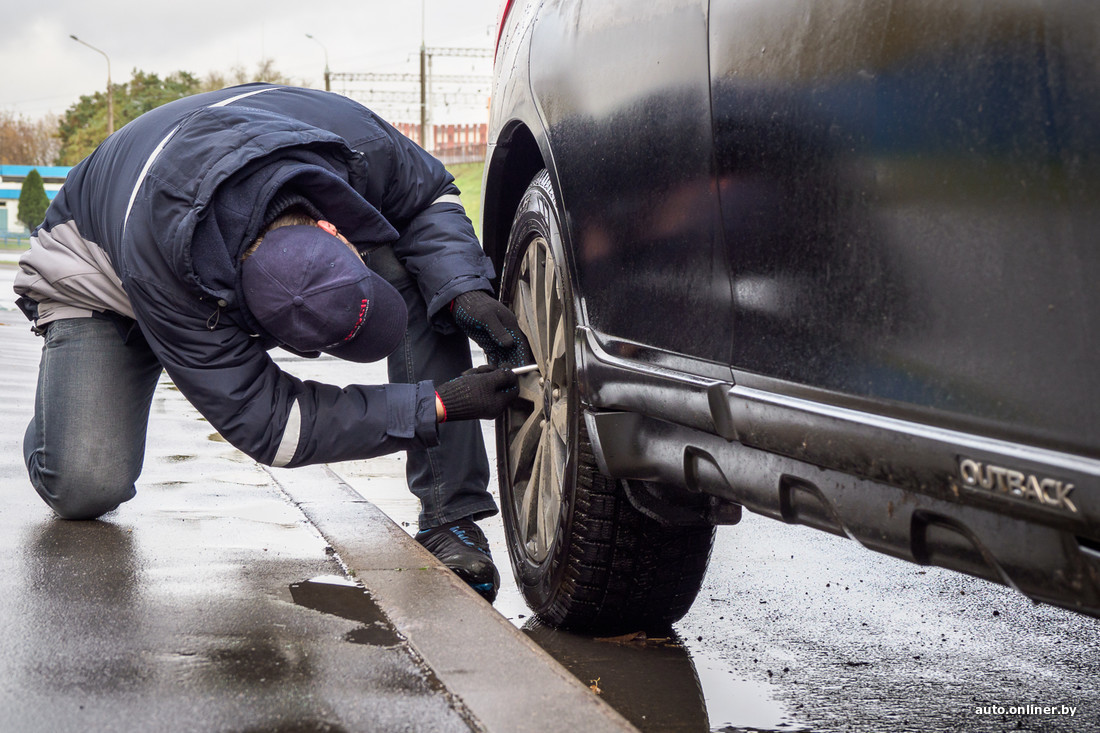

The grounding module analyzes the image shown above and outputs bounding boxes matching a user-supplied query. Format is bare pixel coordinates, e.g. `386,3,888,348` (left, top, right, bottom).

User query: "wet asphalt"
0,256,634,733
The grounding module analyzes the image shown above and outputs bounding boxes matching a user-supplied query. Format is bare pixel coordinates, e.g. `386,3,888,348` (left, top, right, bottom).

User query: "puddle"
522,623,710,730
521,621,807,733
289,576,404,647
691,647,810,732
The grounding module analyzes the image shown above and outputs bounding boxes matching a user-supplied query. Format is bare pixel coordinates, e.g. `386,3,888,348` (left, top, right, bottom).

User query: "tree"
17,169,49,230
58,62,299,164
118,69,203,121
57,69,205,164
251,58,294,85
201,58,295,92
0,112,61,165
55,86,116,165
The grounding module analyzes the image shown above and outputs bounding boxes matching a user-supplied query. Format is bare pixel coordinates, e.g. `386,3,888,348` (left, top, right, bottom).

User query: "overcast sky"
2,0,502,123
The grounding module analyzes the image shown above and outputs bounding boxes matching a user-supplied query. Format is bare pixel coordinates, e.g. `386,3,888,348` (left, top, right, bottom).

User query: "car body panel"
528,0,732,368
485,0,1100,617
710,0,1100,456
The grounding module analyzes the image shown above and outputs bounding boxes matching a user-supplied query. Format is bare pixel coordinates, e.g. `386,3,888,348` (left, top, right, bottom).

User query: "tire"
497,169,715,634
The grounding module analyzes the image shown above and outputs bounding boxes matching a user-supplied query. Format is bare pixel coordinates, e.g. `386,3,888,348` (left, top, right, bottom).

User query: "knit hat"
241,224,407,362
259,191,325,230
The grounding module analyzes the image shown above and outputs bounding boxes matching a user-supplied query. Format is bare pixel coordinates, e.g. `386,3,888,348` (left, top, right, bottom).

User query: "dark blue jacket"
18,84,495,467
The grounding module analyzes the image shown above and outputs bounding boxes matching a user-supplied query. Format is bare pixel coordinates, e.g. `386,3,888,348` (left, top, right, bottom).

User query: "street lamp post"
420,0,428,150
304,33,331,92
69,34,113,135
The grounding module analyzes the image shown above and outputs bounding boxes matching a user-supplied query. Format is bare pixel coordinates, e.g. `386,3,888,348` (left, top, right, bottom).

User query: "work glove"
451,291,533,369
435,365,519,422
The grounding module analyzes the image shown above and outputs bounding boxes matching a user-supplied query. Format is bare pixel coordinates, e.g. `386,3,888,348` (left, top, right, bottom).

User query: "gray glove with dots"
451,291,533,369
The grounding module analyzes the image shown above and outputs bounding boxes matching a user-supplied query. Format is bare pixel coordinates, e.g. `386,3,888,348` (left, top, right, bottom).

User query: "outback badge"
958,458,1077,513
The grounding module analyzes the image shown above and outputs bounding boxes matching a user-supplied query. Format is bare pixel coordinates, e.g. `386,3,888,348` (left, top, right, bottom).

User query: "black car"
482,0,1099,633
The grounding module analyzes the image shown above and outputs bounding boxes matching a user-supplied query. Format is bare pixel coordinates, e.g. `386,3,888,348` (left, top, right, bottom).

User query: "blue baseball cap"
241,224,407,362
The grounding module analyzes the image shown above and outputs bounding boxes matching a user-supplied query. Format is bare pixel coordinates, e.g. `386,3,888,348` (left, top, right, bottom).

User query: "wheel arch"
482,121,546,287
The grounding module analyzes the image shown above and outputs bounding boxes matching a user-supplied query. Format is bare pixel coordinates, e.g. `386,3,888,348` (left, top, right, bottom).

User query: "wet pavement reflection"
522,622,709,731
12,511,464,729
289,576,404,648
21,520,145,695
522,620,806,733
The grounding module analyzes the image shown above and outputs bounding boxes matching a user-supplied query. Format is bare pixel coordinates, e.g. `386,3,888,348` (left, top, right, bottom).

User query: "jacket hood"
138,104,399,316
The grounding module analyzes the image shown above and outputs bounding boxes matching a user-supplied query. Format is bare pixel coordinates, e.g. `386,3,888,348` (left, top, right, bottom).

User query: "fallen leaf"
594,631,675,647
595,631,646,644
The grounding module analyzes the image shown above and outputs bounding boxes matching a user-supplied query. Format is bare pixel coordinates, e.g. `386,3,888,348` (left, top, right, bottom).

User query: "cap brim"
322,269,408,363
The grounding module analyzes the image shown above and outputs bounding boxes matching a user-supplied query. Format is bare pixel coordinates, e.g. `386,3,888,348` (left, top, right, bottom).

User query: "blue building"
0,165,71,241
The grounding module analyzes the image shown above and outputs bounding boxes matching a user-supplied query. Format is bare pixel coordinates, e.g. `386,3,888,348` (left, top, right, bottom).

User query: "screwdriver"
511,363,540,375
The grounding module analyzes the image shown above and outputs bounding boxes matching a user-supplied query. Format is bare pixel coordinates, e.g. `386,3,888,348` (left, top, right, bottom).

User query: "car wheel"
497,169,715,633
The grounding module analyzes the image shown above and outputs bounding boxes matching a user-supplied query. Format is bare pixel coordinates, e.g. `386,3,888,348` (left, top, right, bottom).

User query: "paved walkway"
0,300,635,732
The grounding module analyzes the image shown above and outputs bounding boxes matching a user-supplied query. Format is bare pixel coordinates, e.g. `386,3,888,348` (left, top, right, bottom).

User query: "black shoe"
416,519,500,602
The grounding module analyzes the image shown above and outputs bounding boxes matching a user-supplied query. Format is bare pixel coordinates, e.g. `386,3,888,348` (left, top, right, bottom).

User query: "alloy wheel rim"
504,235,570,564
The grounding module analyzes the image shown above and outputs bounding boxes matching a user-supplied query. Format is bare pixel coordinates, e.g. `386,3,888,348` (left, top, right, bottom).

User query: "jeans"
364,244,496,530
23,246,497,528
24,317,163,519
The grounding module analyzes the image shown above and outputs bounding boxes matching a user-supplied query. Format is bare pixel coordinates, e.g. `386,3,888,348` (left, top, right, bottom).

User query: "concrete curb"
265,462,637,733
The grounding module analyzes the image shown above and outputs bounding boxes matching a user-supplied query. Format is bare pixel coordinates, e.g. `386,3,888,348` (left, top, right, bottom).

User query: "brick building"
392,122,488,165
